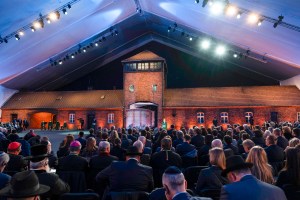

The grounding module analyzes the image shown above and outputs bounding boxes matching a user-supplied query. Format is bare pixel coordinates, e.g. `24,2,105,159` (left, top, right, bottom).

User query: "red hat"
8,142,21,151
70,141,81,147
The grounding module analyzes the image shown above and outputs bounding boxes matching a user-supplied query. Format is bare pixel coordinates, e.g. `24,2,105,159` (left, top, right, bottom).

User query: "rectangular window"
245,112,253,123
108,113,114,124
220,112,229,124
69,113,75,123
197,112,205,123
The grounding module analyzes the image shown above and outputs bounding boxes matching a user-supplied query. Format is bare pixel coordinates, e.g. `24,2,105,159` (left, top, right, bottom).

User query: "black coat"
191,135,205,149
110,145,126,161
276,136,288,150
34,170,70,199
96,159,154,192
5,154,28,172
58,154,89,171
264,145,285,163
195,166,228,194
176,142,196,156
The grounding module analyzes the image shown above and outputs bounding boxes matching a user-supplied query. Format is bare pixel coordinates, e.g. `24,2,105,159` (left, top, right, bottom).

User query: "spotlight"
168,26,171,32
58,60,63,65
67,4,71,9
48,11,60,21
102,36,106,41
15,34,20,40
189,36,193,41
195,0,200,3
18,31,24,36
233,53,238,58
46,17,51,24
33,19,44,29
83,48,87,53
273,22,279,28
257,19,263,26
31,26,35,32
226,5,238,17
3,38,8,43
248,13,259,24
62,8,67,15
215,45,226,56
236,11,242,19
209,1,226,16
114,30,118,35
201,39,211,50
95,42,98,47
71,54,75,58
202,0,209,7
273,15,284,28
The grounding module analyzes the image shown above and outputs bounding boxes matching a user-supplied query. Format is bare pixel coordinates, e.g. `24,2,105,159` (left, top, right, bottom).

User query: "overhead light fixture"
58,60,63,65
233,53,238,58
46,17,51,24
167,26,171,32
195,0,199,3
209,1,226,16
95,42,98,47
257,19,263,26
226,5,238,17
62,8,68,15
200,39,211,50
114,30,118,35
215,45,226,56
83,48,87,53
247,13,259,24
48,11,60,22
189,36,193,41
67,4,71,9
15,34,20,40
18,31,24,36
236,11,242,19
31,26,35,32
33,19,44,29
274,15,284,28
102,36,106,41
71,54,75,59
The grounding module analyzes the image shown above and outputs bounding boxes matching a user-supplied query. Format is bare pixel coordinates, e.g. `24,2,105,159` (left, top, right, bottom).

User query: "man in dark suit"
162,166,211,200
96,146,154,193
191,128,205,149
273,128,288,150
5,142,28,172
27,144,70,199
220,155,286,200
176,134,196,156
58,141,88,171
150,137,182,187
264,135,285,175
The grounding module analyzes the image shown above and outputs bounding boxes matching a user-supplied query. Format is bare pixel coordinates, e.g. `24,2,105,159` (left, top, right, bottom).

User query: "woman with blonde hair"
246,146,274,184
196,147,228,194
109,130,119,143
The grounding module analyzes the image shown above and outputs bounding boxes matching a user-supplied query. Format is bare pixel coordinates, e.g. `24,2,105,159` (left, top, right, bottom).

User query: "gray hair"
212,139,223,148
162,172,185,190
0,152,9,166
30,158,49,170
99,141,110,152
133,140,144,153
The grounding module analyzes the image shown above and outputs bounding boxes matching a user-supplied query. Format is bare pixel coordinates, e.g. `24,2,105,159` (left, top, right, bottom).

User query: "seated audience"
285,138,300,152
252,129,265,147
133,140,150,166
85,128,95,139
96,146,154,194
191,128,205,149
276,147,300,188
0,152,10,189
150,137,182,187
40,138,58,169
5,142,28,172
273,128,288,150
173,131,184,148
196,147,228,194
223,135,238,155
121,134,132,150
220,155,287,200
241,139,255,159
110,138,126,161
75,131,86,149
80,137,98,161
0,171,50,200
138,136,152,155
162,166,210,200
292,128,300,139
197,134,213,165
57,134,74,158
27,144,70,199
246,146,274,184
176,134,196,157
282,126,293,141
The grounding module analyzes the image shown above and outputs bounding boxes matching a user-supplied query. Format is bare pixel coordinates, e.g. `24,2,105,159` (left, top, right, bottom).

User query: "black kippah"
164,166,182,174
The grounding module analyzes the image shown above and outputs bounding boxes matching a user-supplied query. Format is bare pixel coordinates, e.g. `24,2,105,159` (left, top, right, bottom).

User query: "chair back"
59,192,99,200
181,156,198,168
57,171,86,193
199,189,221,200
184,166,208,189
105,191,149,200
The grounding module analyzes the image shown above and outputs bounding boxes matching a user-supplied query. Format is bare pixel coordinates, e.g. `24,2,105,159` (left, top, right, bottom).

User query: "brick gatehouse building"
2,51,300,130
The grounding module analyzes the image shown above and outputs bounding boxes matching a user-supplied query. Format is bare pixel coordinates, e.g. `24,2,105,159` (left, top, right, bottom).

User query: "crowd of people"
0,121,300,199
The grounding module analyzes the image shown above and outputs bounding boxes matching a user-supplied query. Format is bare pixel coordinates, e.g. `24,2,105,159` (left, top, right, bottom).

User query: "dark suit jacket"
196,166,228,194
176,142,196,156
220,175,287,200
5,154,28,172
0,173,10,190
276,136,288,150
173,192,212,200
191,135,205,149
58,154,89,171
34,170,70,199
264,145,285,162
96,159,154,192
89,154,119,173
111,145,126,161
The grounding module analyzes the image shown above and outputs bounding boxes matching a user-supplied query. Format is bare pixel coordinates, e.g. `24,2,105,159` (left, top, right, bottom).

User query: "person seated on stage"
26,144,70,199
0,171,50,200
5,142,28,172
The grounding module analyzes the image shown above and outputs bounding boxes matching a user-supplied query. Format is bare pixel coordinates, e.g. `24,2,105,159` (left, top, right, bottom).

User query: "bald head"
133,140,144,153
212,139,223,148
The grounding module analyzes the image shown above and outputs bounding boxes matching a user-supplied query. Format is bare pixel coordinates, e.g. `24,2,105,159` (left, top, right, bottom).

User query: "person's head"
133,140,144,153
242,139,255,153
89,128,94,135
125,146,142,161
266,135,276,146
114,138,122,147
209,147,226,170
241,132,250,141
176,131,184,139
273,128,281,137
222,155,253,183
254,129,263,138
289,138,300,148
86,137,96,150
263,130,272,139
162,166,186,200
211,139,223,148
284,147,300,186
63,134,74,148
292,128,300,138
183,134,191,143
138,136,146,145
110,130,119,141
69,141,81,155
161,137,172,150
194,128,201,136
223,135,232,145
7,142,22,155
246,146,274,184
101,132,109,140
98,141,110,154
30,158,49,172
0,171,50,200
78,131,84,137
0,152,9,172
205,134,213,146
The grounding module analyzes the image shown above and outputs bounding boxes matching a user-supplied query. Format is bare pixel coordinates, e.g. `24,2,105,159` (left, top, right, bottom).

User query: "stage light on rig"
273,15,284,28
226,5,238,17
200,39,211,50
31,26,35,32
63,8,68,15
215,45,226,56
58,60,63,65
18,30,24,36
236,11,242,19
257,19,263,26
15,34,20,40
209,1,226,16
33,19,44,29
247,13,259,24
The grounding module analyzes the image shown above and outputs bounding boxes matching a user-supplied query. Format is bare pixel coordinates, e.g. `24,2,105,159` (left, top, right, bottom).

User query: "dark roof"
2,90,123,109
122,50,165,62
164,86,300,107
